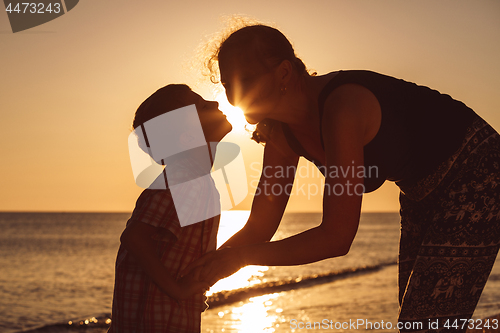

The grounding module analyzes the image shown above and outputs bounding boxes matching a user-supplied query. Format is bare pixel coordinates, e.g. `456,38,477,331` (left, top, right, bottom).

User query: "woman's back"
318,70,477,191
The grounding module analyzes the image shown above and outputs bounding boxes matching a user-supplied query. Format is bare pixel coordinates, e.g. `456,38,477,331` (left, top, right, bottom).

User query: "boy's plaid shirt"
109,171,220,333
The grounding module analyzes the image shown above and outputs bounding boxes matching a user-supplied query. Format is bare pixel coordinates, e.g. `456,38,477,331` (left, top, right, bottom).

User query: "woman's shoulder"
321,80,382,148
320,70,403,93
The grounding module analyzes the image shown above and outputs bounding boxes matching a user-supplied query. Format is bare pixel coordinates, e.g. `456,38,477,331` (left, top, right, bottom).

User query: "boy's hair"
132,84,192,129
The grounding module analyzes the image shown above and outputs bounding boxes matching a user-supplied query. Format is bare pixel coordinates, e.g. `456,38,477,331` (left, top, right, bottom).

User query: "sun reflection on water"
207,265,269,296
219,293,281,332
206,211,283,331
207,211,269,296
217,211,251,248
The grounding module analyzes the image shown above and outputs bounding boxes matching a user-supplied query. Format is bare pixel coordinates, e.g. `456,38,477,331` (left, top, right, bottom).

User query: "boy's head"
132,84,192,130
128,84,244,200
132,84,232,158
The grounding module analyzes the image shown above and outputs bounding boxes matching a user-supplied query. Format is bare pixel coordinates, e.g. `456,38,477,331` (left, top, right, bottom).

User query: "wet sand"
21,313,500,332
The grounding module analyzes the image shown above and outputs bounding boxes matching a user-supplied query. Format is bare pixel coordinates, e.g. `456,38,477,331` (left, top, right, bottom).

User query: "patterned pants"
397,116,500,332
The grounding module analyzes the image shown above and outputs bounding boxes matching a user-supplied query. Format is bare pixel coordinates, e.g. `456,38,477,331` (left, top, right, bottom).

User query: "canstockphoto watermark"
290,318,424,331
3,0,79,33
249,162,378,198
289,318,499,331
128,104,248,227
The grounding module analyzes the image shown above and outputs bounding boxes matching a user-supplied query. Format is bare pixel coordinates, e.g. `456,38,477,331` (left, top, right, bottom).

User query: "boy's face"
186,91,232,142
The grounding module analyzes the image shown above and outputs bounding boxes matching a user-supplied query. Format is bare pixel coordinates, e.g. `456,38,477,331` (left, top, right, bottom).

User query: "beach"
1,211,498,333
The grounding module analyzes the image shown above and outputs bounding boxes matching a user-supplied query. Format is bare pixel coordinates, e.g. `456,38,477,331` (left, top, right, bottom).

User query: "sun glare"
216,93,248,132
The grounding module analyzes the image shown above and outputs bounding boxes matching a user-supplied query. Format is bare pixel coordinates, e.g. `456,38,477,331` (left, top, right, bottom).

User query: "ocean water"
1,211,499,333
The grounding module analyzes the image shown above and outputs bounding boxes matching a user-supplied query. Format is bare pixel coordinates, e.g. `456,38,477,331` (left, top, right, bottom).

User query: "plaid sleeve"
129,189,182,240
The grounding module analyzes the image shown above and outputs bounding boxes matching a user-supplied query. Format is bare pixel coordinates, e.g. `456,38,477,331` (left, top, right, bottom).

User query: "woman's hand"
182,247,247,286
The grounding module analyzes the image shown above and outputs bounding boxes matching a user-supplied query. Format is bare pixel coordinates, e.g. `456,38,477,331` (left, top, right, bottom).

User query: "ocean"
1,211,499,333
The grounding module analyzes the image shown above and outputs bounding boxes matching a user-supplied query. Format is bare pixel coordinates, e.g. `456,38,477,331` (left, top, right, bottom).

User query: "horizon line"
0,209,400,214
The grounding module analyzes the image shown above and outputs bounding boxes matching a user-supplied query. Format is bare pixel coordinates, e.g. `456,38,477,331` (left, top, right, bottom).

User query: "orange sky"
1,0,499,212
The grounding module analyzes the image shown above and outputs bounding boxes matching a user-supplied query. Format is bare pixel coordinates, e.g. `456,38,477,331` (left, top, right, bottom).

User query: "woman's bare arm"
220,123,300,248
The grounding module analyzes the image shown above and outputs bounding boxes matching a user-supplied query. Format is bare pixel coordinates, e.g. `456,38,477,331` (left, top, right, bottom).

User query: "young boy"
108,84,232,332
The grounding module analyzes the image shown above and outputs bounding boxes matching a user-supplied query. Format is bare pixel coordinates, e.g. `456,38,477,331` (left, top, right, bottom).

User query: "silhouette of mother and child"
108,22,500,333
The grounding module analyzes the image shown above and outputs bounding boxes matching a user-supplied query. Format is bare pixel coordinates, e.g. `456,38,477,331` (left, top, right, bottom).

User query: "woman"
187,25,500,331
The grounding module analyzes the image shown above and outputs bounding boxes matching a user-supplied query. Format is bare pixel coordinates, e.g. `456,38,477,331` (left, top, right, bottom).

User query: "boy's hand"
174,266,211,300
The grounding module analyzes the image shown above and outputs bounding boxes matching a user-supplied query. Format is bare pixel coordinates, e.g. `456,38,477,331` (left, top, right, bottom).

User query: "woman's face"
219,52,281,124
187,91,232,142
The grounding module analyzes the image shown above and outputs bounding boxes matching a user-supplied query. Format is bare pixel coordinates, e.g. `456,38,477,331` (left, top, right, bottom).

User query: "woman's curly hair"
201,17,315,144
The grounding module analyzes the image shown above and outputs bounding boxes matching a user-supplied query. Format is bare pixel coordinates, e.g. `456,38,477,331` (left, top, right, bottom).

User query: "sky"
0,0,499,213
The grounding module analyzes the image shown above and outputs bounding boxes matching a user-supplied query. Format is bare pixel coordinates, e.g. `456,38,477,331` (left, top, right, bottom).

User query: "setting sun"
216,92,249,132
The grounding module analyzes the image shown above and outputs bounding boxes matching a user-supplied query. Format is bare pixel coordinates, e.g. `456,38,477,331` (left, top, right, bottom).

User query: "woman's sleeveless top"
282,70,476,193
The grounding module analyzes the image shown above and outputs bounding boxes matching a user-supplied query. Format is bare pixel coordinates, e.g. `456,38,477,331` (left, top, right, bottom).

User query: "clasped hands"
180,246,246,291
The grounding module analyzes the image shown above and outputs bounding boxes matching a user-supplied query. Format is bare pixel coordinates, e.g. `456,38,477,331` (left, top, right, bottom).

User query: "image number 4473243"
3,0,79,33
